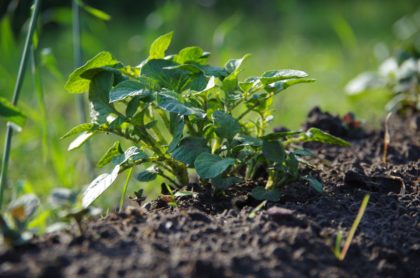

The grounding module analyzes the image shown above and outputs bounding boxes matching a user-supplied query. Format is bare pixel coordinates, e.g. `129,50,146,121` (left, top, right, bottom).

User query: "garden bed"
0,109,419,277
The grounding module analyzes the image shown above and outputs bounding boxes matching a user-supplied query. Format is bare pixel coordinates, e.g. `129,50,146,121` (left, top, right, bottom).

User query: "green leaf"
0,97,25,126
82,165,120,208
65,51,118,94
250,186,281,201
265,78,315,94
211,176,241,190
171,137,209,166
239,76,261,92
141,59,190,91
225,54,251,73
293,148,314,157
262,140,286,163
194,153,235,179
149,31,173,59
302,176,323,193
198,65,228,78
136,166,158,182
168,113,184,152
61,123,99,139
260,69,309,85
68,132,94,151
174,46,204,64
157,92,205,118
112,146,148,165
212,110,241,140
126,97,141,117
97,141,123,168
304,128,351,147
77,0,111,21
222,54,251,92
109,80,152,103
89,71,122,125
234,134,263,147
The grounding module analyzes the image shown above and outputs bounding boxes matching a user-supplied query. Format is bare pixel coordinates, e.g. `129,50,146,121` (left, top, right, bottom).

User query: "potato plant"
63,32,349,207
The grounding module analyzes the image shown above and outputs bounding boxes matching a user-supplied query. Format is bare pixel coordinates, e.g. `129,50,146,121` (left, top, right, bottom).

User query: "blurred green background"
0,0,418,209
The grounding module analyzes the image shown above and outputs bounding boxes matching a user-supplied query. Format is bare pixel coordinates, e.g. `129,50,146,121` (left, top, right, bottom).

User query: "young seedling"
346,30,419,114
130,189,147,207
0,194,39,247
63,32,350,207
50,187,101,235
333,194,370,261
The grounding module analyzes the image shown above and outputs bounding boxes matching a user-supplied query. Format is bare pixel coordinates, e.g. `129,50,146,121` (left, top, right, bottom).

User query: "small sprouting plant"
346,10,420,114
63,32,349,207
0,194,39,247
346,48,419,113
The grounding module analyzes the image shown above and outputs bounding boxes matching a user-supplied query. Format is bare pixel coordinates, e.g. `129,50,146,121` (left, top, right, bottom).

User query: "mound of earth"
0,110,418,277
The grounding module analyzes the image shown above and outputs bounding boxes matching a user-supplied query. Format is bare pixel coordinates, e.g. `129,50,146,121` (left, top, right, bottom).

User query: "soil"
0,108,419,278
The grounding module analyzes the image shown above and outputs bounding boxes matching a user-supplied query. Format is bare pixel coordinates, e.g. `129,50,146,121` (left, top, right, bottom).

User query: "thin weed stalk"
119,167,133,212
0,0,42,210
334,194,370,261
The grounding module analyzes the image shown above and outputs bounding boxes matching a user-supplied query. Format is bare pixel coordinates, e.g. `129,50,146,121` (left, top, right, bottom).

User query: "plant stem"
158,171,181,188
119,167,133,212
237,94,273,121
0,0,41,211
73,0,95,178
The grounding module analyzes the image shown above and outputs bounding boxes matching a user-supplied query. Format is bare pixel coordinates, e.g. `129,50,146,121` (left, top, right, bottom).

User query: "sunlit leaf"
304,128,350,147
68,132,94,151
260,69,309,85
174,46,205,64
265,78,315,94
82,165,120,208
149,31,173,59
97,141,123,168
77,0,111,21
61,123,99,139
65,51,118,94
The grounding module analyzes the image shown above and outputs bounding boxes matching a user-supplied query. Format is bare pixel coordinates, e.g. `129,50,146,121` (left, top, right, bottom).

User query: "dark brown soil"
0,109,419,278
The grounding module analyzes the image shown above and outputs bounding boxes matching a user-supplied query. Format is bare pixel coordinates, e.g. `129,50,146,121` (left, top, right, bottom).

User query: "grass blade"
339,194,370,261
